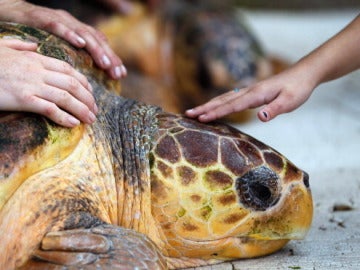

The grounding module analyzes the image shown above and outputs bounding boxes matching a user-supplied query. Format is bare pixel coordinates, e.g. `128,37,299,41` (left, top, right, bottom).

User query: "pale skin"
186,14,360,123
0,0,127,127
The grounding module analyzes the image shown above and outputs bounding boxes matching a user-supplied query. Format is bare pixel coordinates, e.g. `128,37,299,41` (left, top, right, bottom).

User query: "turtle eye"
303,171,310,188
236,166,281,211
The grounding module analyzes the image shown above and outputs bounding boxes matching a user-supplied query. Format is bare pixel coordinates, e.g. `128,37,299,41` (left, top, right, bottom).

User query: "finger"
43,21,86,48
36,85,96,125
0,39,37,51
39,55,93,93
186,89,244,117
95,32,126,79
195,87,267,122
257,94,292,122
76,27,111,70
24,96,81,128
76,27,126,79
43,71,97,114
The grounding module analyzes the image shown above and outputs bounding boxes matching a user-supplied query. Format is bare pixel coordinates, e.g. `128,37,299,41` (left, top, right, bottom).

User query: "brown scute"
176,130,218,167
284,162,303,183
155,135,180,163
182,222,199,232
190,194,202,202
151,175,168,201
200,206,212,220
217,192,237,206
247,136,269,151
177,166,196,185
0,114,48,178
223,212,247,224
204,170,233,190
157,160,173,178
235,140,262,165
220,138,248,175
264,151,285,172
162,222,172,230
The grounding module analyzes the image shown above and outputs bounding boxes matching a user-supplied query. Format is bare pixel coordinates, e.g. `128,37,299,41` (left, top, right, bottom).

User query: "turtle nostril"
303,172,310,188
250,183,272,201
236,166,281,211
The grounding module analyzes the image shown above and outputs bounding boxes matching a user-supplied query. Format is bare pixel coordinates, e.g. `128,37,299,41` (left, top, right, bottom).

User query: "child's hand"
186,68,315,122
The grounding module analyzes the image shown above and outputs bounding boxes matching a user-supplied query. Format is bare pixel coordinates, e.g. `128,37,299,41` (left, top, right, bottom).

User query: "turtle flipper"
19,225,167,270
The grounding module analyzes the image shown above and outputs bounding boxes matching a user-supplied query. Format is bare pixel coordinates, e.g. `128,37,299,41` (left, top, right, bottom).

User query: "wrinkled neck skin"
92,84,164,240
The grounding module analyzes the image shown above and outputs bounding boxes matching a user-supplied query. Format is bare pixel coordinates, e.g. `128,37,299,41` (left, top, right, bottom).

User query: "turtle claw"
20,225,167,270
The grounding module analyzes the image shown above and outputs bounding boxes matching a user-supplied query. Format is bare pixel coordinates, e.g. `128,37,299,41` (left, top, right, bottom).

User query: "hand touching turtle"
0,0,127,80
186,14,360,122
0,39,97,127
0,0,129,127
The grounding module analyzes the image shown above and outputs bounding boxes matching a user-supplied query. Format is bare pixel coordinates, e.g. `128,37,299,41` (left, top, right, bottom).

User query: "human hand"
0,0,127,80
0,39,97,127
185,67,316,122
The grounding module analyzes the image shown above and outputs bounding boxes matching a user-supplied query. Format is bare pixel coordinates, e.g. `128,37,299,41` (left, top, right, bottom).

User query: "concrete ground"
188,9,360,270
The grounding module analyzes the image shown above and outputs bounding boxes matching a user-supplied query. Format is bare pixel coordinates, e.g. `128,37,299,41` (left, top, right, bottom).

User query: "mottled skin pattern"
0,22,312,270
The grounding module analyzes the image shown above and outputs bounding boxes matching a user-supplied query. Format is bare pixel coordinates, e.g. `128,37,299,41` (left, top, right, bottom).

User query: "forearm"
295,15,360,88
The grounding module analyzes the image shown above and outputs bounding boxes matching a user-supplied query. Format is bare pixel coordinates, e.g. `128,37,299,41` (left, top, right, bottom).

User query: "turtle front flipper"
19,224,167,270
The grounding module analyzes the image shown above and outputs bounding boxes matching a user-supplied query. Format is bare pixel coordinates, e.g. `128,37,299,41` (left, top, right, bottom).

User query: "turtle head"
150,114,312,263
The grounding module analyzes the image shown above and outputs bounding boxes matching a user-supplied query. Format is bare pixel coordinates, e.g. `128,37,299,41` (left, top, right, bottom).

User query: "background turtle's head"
150,114,313,262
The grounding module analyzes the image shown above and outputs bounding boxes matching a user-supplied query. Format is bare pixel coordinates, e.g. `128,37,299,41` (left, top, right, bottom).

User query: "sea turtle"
0,22,313,270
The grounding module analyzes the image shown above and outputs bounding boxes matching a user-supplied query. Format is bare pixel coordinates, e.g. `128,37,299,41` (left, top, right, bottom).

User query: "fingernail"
114,66,121,78
88,112,96,123
186,109,194,114
120,65,127,76
77,36,86,46
199,114,207,121
69,116,80,126
102,55,111,67
262,111,269,120
93,103,98,114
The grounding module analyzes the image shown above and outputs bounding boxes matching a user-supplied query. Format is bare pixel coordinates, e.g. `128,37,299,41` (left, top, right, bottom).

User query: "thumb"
257,95,290,122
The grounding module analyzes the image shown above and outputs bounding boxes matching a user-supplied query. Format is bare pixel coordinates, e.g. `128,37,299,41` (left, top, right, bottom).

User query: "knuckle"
67,77,79,92
61,61,73,75
42,103,58,117
95,30,108,41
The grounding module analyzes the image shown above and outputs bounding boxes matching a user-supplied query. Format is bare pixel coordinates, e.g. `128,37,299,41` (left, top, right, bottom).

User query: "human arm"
0,0,127,80
186,14,360,122
0,39,97,127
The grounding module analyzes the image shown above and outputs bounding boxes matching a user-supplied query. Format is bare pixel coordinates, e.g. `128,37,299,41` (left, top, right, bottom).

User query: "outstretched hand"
0,39,97,127
185,68,316,122
0,0,127,80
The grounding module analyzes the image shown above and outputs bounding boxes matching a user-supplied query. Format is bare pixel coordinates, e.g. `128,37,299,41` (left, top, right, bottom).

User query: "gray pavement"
187,9,360,270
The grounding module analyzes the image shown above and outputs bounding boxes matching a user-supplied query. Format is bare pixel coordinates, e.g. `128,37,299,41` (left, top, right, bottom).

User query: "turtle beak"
248,172,313,240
